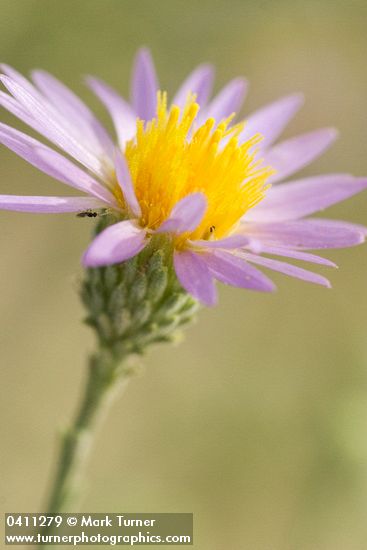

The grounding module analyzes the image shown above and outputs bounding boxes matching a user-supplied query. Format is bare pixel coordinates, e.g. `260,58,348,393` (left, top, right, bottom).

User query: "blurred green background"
1,1,367,548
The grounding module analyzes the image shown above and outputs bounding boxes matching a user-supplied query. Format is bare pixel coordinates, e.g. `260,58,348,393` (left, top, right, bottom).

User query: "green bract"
81,212,199,371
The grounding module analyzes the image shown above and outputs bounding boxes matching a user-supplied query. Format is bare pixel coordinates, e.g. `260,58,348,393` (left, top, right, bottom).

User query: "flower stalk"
39,213,199,541
43,350,132,516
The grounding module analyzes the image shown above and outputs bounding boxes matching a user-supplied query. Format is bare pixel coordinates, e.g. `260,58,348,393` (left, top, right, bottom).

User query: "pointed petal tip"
290,92,305,106
0,63,12,74
201,292,218,307
351,228,367,243
30,68,46,79
84,74,103,89
275,92,305,112
172,63,216,110
231,77,249,100
266,127,341,184
114,148,141,217
263,280,277,293
156,192,208,234
232,76,248,89
306,275,332,289
203,76,248,121
315,275,332,288
189,191,208,216
135,47,154,64
259,279,276,293
325,127,339,140
137,46,151,56
174,250,217,306
274,91,305,110
197,62,215,74
81,249,94,268
240,91,305,149
82,220,147,268
295,91,305,100
195,63,216,88
191,190,208,203
131,46,159,120
82,249,106,269
350,177,367,197
0,74,16,88
84,75,98,93
0,64,27,81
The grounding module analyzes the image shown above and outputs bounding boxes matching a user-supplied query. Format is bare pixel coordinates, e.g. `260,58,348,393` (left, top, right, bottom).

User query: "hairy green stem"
38,351,133,545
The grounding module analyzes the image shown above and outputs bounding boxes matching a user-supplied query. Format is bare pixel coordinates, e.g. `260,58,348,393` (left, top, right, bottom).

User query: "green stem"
37,216,198,547
38,351,132,545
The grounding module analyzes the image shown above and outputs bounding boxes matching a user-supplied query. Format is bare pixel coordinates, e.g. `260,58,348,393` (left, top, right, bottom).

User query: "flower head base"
0,48,367,307
81,213,199,361
123,92,273,243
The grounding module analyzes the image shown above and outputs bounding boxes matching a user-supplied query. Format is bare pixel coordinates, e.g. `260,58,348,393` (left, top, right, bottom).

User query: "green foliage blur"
1,1,367,548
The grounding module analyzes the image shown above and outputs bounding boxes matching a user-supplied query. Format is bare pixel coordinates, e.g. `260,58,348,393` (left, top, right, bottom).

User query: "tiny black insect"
209,225,216,233
77,210,98,218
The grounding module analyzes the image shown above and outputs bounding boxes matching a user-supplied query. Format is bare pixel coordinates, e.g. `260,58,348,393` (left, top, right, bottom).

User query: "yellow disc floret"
122,92,274,244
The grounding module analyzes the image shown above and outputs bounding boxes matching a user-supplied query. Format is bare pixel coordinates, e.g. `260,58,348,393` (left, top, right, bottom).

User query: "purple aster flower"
0,48,366,306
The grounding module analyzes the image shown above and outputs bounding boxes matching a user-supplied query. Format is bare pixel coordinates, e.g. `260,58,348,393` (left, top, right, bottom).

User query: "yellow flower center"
120,92,274,244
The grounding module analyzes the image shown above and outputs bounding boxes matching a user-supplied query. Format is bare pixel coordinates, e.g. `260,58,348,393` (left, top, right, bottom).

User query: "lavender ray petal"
265,128,338,183
0,195,103,213
31,69,114,158
240,252,331,287
239,93,304,149
189,235,249,249
1,66,112,162
173,250,217,306
82,220,147,267
204,250,276,292
241,219,366,249
86,76,137,147
172,64,215,110
245,174,367,222
246,244,337,267
1,64,40,95
131,48,159,121
115,150,141,217
199,78,247,124
0,123,117,205
0,78,105,178
156,193,207,234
